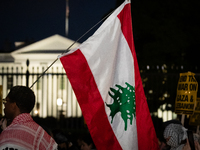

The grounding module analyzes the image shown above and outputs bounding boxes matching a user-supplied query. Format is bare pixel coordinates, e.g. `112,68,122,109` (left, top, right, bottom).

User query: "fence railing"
0,60,82,120
1,61,200,130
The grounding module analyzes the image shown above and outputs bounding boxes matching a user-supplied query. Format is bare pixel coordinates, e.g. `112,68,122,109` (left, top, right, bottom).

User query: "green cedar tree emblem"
106,82,136,131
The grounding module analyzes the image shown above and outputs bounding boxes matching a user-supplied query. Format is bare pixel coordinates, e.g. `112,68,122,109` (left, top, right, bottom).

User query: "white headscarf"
163,123,188,150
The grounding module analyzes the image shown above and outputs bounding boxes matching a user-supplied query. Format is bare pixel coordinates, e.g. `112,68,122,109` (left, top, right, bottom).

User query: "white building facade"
0,34,82,118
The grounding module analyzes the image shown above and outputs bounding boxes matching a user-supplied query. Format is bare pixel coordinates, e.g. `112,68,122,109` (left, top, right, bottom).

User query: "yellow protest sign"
0,85,2,117
189,98,200,125
175,72,198,115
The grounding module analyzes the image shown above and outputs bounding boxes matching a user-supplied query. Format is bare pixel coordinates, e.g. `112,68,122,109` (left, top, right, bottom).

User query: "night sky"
1,0,200,67
68,0,117,43
0,0,65,51
0,0,117,52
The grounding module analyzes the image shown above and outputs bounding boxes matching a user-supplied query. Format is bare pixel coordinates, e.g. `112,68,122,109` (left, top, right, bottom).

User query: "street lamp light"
57,98,63,106
57,98,63,119
34,110,39,115
34,102,40,117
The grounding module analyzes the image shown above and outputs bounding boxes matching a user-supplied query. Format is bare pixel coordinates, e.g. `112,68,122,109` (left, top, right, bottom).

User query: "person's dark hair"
54,132,68,144
163,119,182,128
81,133,95,148
7,86,35,113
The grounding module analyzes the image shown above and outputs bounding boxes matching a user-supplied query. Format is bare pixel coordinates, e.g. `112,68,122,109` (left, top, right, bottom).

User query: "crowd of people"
0,85,200,150
0,85,96,150
51,129,96,150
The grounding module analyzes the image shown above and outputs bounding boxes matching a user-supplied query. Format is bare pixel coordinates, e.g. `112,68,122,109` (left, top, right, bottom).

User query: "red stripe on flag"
60,50,122,150
118,3,159,150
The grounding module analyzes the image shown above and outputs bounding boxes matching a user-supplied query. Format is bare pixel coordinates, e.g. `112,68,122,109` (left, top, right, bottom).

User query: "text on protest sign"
175,72,198,115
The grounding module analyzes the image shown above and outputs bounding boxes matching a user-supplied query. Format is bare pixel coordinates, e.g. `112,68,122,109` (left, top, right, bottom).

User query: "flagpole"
197,125,199,134
29,9,115,89
29,58,58,88
181,114,185,125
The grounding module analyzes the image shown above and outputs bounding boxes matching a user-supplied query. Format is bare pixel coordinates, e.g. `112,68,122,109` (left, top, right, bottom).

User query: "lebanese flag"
59,0,159,149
